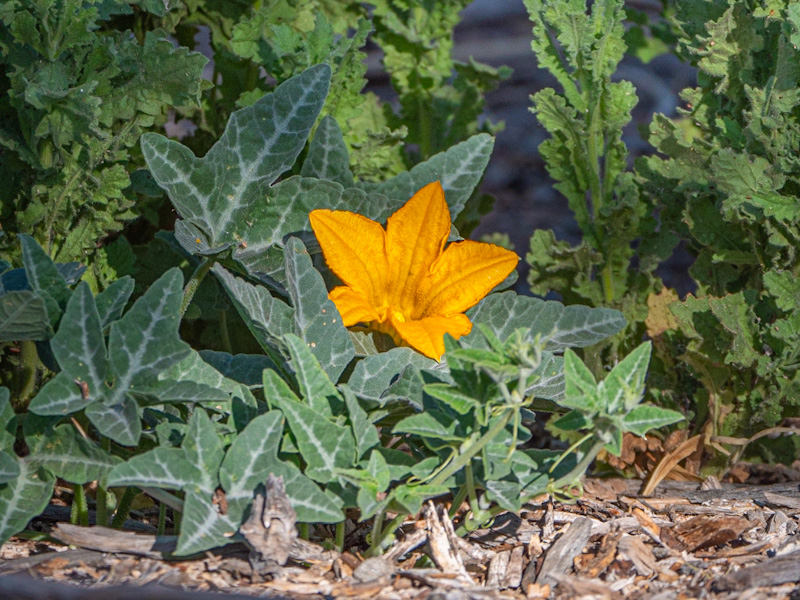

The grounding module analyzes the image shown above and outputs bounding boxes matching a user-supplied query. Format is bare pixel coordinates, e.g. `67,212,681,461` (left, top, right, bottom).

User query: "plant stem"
429,409,513,488
180,257,215,318
96,439,111,527
141,486,184,512
298,523,309,540
157,501,167,536
550,439,605,490
71,484,89,526
366,513,406,557
14,341,39,411
110,487,138,529
335,521,345,552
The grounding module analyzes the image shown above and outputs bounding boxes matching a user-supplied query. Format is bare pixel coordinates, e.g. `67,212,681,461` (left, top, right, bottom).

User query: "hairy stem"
180,257,215,318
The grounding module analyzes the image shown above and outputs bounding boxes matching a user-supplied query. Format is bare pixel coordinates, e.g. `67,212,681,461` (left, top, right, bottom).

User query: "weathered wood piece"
535,516,594,586
239,474,298,572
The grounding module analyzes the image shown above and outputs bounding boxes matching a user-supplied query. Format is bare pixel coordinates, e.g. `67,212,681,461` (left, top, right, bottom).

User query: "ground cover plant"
0,0,795,565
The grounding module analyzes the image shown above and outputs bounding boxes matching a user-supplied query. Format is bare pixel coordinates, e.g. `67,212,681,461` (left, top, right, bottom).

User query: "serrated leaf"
29,372,92,416
19,234,71,325
107,268,190,404
95,276,134,327
359,134,494,220
284,238,354,381
0,459,54,545
466,292,626,352
141,64,331,254
0,290,49,342
107,447,200,489
50,282,107,399
273,393,355,484
622,405,684,436
301,115,354,186
183,409,224,495
602,341,651,413
763,270,800,312
175,490,237,556
85,397,141,446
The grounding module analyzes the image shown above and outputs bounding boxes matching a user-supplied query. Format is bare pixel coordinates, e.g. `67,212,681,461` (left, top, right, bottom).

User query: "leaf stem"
157,501,168,536
180,257,215,318
366,513,406,557
110,486,138,529
335,521,345,552
96,439,111,527
71,484,89,526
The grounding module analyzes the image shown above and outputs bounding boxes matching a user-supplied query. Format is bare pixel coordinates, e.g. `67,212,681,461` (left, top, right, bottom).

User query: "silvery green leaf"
26,424,120,484
267,461,344,523
484,480,522,513
161,349,240,393
273,392,356,484
622,405,684,436
19,234,71,325
0,388,15,451
525,352,564,401
85,397,141,446
0,451,20,484
130,379,229,406
107,268,190,404
175,490,238,556
359,134,495,220
213,265,293,367
341,385,380,460
283,334,341,417
301,115,354,186
141,64,331,253
107,447,201,489
602,341,651,413
347,347,435,405
50,282,107,397
466,292,626,352
29,372,92,416
0,458,54,545
182,409,224,494
0,290,49,342
219,411,284,511
95,276,134,328
284,238,354,381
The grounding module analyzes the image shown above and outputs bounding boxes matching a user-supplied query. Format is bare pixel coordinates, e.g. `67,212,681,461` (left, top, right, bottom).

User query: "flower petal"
329,286,381,327
385,181,451,311
418,240,518,317
390,313,472,361
310,209,388,306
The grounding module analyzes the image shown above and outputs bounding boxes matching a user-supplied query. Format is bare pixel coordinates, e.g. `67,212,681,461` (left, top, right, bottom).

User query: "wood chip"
535,516,594,586
660,515,753,552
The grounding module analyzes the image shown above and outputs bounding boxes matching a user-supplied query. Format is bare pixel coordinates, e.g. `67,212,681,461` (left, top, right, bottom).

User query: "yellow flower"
309,181,519,361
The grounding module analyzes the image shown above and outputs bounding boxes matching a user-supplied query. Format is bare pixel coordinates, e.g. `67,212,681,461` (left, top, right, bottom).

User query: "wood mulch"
2,468,800,600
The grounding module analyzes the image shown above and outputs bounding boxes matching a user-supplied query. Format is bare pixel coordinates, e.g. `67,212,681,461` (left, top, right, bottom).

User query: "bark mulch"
2,472,799,600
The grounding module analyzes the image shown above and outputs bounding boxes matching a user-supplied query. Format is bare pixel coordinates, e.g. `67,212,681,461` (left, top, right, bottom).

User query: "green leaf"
341,385,380,460
622,405,684,437
763,270,800,312
526,352,565,401
466,292,626,352
268,460,344,523
559,349,598,412
347,347,435,405
95,276,134,328
164,349,257,393
392,410,462,444
175,490,237,556
107,447,200,490
0,291,49,342
0,389,15,451
423,383,478,415
273,392,356,484
85,397,141,446
20,234,71,326
29,372,92,416
283,333,342,416
0,459,55,545
107,268,190,404
602,341,651,413
182,409,224,495
359,134,494,220
197,351,276,388
283,238,354,381
141,64,331,255
26,423,120,484
301,115,354,186
484,480,522,513
219,411,284,508
130,379,229,406
0,451,20,484
50,282,107,399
